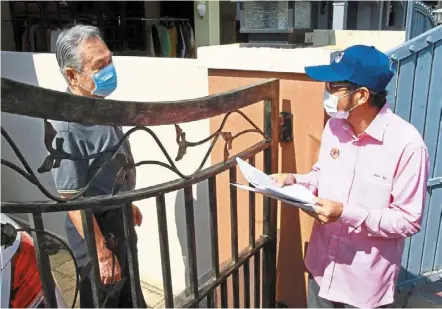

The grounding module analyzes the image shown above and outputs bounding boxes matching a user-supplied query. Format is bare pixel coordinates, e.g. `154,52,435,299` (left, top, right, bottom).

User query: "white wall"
1,52,212,295
1,53,68,234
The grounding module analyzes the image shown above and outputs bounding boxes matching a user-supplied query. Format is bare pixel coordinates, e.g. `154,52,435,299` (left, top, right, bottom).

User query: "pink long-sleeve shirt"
296,104,429,307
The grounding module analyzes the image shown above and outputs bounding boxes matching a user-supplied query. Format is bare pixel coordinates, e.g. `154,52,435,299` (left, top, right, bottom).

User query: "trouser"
78,227,147,308
78,264,147,308
307,274,390,308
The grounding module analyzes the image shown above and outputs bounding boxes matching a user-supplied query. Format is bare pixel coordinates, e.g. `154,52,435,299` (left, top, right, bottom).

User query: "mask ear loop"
76,70,97,94
342,88,363,114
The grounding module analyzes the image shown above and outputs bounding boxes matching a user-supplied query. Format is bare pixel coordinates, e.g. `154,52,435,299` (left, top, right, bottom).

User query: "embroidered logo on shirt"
374,173,388,181
330,148,340,159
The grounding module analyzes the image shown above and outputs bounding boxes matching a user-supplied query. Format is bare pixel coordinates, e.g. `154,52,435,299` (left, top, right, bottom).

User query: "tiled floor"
49,251,78,308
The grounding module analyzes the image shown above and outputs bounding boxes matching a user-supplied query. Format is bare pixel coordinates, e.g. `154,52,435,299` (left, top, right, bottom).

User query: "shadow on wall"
174,180,212,305
1,52,67,240
276,99,308,307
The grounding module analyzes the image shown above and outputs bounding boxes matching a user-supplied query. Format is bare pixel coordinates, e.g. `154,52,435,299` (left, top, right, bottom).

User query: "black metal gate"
1,77,280,308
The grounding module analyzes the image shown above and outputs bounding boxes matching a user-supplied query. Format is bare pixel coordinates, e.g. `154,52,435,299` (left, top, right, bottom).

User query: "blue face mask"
80,63,118,97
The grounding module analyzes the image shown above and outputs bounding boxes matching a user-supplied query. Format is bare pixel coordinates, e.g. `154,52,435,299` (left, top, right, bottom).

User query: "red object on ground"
9,232,44,308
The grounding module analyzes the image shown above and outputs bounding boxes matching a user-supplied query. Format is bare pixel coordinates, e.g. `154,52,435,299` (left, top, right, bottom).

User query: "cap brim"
304,65,346,83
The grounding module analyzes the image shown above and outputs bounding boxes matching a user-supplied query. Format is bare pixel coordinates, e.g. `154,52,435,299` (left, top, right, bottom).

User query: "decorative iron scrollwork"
1,110,265,203
175,124,188,161
1,76,280,309
38,120,71,173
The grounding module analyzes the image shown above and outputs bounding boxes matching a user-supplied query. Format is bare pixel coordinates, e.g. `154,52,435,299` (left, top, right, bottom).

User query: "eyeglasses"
326,82,359,93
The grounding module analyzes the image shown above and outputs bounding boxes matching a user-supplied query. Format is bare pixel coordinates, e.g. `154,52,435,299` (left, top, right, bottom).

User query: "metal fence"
386,25,442,292
405,1,437,41
1,77,280,308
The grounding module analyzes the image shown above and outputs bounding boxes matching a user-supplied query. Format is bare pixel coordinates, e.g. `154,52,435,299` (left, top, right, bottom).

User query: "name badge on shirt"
330,148,340,159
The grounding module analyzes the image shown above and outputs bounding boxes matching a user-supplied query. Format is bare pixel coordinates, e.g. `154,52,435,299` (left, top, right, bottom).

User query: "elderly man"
51,24,146,308
273,45,429,308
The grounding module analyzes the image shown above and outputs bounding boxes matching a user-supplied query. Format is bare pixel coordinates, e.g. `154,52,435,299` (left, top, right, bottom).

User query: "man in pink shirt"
273,45,429,308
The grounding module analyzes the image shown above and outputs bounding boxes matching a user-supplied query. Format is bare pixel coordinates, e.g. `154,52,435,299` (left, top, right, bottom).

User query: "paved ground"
51,250,442,308
393,278,442,308
50,250,165,308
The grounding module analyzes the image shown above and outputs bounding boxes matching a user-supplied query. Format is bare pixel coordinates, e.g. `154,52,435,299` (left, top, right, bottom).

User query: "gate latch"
279,112,293,143
427,177,442,188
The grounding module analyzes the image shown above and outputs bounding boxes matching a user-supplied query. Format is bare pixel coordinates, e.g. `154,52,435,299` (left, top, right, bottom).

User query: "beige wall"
208,70,324,308
305,30,406,52
1,51,211,295
198,44,339,307
198,44,341,74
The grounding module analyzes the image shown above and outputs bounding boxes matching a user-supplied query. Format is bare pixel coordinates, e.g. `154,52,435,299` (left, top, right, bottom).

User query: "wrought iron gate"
386,25,442,292
1,77,280,308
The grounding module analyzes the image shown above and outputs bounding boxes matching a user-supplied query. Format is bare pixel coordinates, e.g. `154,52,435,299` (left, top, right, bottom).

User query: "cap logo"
335,52,344,63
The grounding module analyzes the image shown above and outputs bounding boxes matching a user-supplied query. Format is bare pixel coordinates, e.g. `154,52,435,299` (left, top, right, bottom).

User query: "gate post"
28,212,58,308
262,82,280,308
81,209,103,307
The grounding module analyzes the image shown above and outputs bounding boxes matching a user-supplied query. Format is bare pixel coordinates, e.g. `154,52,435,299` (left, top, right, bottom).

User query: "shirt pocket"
352,172,392,210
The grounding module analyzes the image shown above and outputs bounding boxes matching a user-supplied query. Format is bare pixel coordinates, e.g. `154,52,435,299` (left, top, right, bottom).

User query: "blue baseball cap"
305,45,394,93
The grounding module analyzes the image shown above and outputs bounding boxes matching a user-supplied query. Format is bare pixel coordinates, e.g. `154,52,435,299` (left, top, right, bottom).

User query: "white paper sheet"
234,158,317,212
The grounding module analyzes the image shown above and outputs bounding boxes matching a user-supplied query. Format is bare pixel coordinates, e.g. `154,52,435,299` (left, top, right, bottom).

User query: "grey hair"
55,24,104,82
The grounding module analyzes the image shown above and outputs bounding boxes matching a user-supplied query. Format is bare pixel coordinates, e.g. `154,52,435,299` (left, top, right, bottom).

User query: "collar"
362,103,392,142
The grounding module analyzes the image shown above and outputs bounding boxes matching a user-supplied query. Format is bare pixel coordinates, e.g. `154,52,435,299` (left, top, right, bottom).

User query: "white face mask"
323,90,359,119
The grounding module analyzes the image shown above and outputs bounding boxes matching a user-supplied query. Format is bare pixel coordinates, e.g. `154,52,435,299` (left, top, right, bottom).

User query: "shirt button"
331,235,338,240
